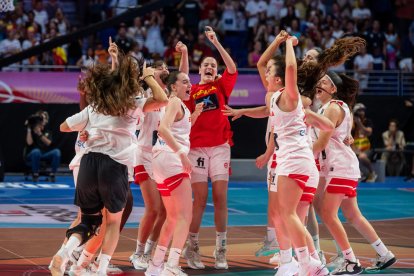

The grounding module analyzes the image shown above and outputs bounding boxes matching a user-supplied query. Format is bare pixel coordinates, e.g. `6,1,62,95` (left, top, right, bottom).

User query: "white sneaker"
182,241,205,269
88,259,123,274
213,247,229,269
68,264,96,276
275,258,299,276
366,251,396,271
130,252,150,270
145,260,164,276
160,262,187,276
270,252,281,265
326,254,344,271
49,249,70,276
300,258,329,276
255,236,280,257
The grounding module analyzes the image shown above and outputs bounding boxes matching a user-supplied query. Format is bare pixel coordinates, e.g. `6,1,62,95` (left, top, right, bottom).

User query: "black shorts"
75,152,129,214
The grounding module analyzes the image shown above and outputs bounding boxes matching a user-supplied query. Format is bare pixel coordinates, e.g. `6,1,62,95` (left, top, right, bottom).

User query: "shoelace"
216,248,227,262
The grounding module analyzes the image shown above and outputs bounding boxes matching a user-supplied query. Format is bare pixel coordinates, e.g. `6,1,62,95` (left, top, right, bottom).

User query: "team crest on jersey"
299,129,306,136
195,93,219,111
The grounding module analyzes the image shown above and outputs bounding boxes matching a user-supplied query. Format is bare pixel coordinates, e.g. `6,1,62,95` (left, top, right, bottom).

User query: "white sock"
342,248,357,262
295,246,310,264
371,239,388,257
167,248,182,267
64,236,81,257
136,241,145,255
153,245,168,266
144,240,155,255
310,250,321,261
312,235,321,252
97,254,111,274
77,250,94,267
267,227,276,242
280,248,293,264
189,232,199,244
216,232,227,249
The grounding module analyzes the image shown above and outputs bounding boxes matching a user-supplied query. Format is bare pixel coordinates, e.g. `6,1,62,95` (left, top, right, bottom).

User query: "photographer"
25,112,61,182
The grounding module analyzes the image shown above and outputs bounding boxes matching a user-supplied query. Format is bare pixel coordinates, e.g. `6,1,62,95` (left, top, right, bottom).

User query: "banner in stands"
0,72,266,106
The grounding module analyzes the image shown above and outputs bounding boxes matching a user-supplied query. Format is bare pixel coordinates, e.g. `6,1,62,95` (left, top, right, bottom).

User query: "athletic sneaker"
255,236,280,257
213,247,229,269
182,241,205,269
145,260,164,276
160,262,187,276
326,254,344,271
331,259,363,275
269,252,281,265
130,252,150,270
275,258,299,276
366,251,396,271
49,249,70,276
88,259,123,274
300,258,330,276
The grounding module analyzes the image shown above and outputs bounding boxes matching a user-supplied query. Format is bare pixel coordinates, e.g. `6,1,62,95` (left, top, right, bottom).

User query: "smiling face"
174,73,192,101
316,75,336,103
199,57,218,84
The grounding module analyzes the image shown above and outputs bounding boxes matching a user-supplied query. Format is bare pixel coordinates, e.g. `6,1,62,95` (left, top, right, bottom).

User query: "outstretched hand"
222,105,242,121
108,37,118,59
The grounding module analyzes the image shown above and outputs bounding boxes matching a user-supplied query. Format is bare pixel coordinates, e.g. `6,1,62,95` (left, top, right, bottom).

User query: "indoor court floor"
1,175,413,275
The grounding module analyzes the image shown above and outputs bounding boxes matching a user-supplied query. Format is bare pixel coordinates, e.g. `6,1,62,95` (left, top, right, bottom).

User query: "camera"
26,114,43,129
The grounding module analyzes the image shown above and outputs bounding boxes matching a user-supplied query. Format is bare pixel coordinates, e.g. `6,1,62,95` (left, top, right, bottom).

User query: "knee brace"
66,213,103,245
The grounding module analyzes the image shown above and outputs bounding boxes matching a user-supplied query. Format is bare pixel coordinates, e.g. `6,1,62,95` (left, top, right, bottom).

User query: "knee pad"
66,213,103,245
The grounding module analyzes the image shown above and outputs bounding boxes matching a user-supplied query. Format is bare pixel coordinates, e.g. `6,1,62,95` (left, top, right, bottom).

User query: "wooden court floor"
1,219,413,275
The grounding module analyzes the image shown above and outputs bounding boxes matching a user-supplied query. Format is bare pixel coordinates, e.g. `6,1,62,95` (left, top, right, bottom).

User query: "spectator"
128,17,146,50
176,0,202,35
94,41,110,64
199,10,222,35
351,0,371,23
354,46,373,90
115,23,134,54
76,47,96,68
245,0,267,33
365,20,386,54
398,21,414,72
144,12,165,57
110,0,137,16
21,26,40,70
247,40,262,67
190,33,213,70
220,0,238,32
45,0,61,20
382,119,406,176
384,22,399,69
24,111,61,182
266,0,284,20
321,26,335,49
33,0,48,34
372,46,386,71
332,18,344,40
50,8,70,36
352,103,377,182
164,36,182,67
0,27,22,71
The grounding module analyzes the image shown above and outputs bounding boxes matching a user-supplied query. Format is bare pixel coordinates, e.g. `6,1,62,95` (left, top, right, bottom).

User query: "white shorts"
152,151,189,196
267,153,277,192
135,148,154,182
189,143,231,183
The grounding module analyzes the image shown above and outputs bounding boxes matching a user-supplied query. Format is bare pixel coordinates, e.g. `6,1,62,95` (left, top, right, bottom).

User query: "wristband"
176,148,186,156
143,74,155,81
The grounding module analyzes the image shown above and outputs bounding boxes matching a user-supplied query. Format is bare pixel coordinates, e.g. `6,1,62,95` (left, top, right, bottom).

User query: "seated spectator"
190,33,213,70
354,46,373,91
24,111,61,182
351,0,371,23
115,23,134,54
382,119,406,176
247,40,262,67
352,103,377,182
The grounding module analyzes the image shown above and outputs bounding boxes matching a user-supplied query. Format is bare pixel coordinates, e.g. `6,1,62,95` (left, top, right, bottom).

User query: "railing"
3,65,414,96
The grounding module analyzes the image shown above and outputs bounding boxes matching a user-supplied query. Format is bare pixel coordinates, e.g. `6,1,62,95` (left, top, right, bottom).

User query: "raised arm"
257,30,288,89
176,41,189,75
205,26,236,74
141,62,169,112
312,104,341,155
108,37,118,71
284,36,299,103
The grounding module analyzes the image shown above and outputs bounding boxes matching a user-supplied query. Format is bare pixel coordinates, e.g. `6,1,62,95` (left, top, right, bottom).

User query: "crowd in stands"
0,0,413,71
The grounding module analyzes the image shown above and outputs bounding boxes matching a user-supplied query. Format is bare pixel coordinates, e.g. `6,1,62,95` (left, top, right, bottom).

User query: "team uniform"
269,89,318,202
184,69,238,182
265,117,278,192
65,98,146,214
318,100,360,197
152,101,191,196
134,102,164,184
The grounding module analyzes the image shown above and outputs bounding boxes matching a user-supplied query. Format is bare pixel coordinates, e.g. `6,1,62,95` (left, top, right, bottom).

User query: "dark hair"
389,118,399,127
298,36,366,99
82,54,141,116
326,70,359,108
199,56,217,67
166,71,183,92
270,55,286,85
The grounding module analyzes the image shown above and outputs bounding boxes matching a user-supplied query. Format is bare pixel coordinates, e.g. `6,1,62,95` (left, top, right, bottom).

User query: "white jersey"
66,97,146,168
137,108,164,151
153,100,191,154
270,90,314,161
319,100,360,179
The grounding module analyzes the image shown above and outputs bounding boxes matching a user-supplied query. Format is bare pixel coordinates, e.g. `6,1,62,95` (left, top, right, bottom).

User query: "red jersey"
185,69,238,148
